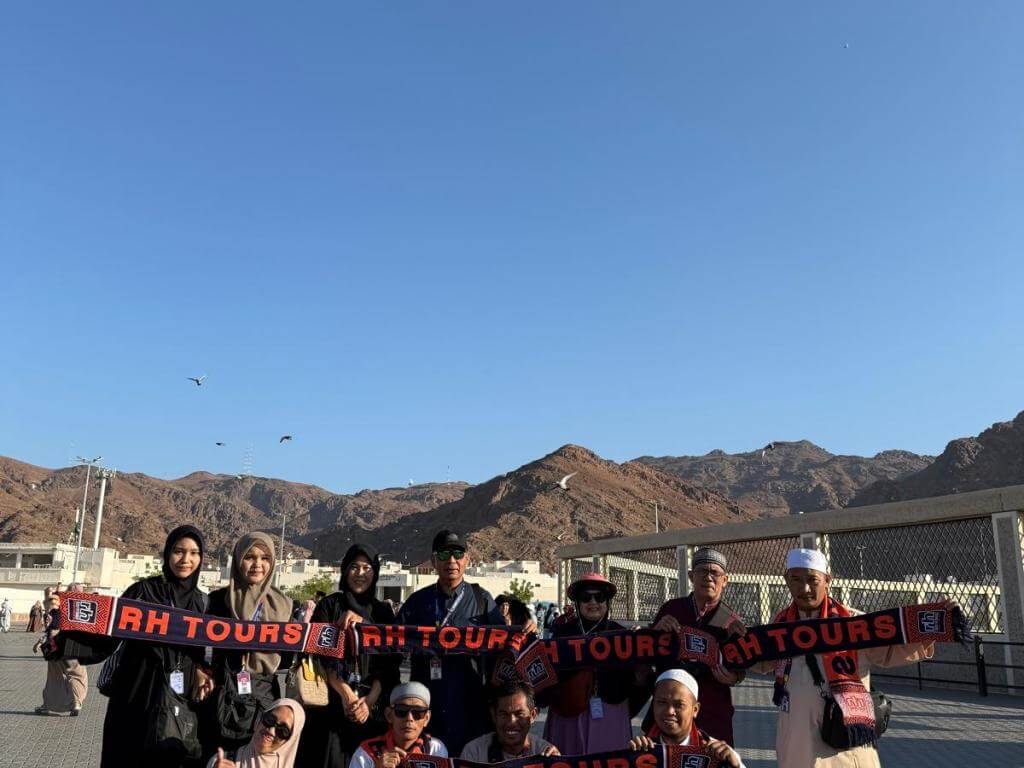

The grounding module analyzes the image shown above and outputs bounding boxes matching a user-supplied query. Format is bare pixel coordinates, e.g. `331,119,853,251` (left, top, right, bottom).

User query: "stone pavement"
2,631,1023,767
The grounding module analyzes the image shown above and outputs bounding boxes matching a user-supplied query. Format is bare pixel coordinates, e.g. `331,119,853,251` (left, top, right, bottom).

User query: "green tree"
285,573,336,603
507,578,535,604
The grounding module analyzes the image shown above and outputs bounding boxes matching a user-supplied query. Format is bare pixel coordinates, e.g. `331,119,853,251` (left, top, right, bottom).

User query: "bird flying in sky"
215,442,225,446
279,435,293,443
187,375,207,386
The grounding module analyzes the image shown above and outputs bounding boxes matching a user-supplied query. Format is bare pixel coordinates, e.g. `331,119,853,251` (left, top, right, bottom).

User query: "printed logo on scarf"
72,599,98,624
315,625,339,649
683,632,708,655
406,756,447,768
917,610,945,635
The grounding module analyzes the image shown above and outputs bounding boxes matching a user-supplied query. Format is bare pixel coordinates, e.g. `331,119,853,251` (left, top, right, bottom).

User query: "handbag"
144,681,202,760
285,656,329,707
807,654,891,750
215,669,277,740
97,642,125,697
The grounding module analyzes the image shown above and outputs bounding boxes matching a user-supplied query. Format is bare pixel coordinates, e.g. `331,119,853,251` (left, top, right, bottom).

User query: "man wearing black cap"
645,547,746,746
396,530,508,754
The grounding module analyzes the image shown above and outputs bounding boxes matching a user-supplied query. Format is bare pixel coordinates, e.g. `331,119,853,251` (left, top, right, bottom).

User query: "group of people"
43,524,943,768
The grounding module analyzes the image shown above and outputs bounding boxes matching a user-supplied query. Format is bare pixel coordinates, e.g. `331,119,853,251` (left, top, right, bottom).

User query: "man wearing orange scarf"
755,548,944,768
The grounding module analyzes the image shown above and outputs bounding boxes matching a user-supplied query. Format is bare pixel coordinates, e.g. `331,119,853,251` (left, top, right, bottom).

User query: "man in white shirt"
629,670,745,768
460,682,559,763
349,682,448,768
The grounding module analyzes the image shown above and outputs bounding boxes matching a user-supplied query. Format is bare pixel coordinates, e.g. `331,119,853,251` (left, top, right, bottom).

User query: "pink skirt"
543,700,632,756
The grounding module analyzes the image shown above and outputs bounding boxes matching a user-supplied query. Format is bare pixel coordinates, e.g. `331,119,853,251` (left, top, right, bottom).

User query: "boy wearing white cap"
629,670,744,768
754,548,948,768
349,683,448,768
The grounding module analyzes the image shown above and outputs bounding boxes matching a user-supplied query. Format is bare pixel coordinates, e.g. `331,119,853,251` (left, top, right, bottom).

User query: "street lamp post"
92,467,116,549
72,455,102,583
649,500,662,533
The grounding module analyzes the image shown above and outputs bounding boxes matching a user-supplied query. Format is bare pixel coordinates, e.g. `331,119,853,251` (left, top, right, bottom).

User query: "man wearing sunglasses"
646,548,746,746
396,530,513,754
349,682,447,768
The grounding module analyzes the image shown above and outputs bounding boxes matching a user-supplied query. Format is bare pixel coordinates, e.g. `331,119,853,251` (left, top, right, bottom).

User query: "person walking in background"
34,594,88,717
208,698,306,768
27,599,45,632
538,572,652,755
396,530,516,755
299,543,401,768
648,548,746,745
202,532,299,757
0,596,11,632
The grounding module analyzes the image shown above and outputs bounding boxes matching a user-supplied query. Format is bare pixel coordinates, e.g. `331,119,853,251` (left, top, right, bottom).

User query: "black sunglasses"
260,711,293,740
434,548,466,561
393,705,430,720
578,591,609,604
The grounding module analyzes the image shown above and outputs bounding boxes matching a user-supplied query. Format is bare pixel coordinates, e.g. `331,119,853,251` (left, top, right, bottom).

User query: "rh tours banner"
59,591,967,684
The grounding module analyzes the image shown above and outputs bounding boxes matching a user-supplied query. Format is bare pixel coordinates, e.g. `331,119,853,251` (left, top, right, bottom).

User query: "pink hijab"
209,699,306,768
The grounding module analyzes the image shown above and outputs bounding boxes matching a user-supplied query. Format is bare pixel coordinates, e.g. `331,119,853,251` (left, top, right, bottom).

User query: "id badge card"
236,671,252,696
348,669,362,687
780,698,790,713
589,696,604,719
430,657,443,681
169,670,185,695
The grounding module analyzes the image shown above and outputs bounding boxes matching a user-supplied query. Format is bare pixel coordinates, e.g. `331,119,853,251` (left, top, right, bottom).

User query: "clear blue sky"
3,3,1022,493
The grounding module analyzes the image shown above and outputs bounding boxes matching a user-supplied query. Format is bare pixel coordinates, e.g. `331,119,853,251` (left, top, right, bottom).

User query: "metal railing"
556,484,1024,694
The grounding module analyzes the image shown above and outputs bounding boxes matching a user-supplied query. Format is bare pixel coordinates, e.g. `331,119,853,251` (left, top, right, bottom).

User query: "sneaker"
34,707,51,716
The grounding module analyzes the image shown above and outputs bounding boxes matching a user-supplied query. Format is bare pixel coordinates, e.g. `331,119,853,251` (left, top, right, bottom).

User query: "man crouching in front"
349,682,448,768
629,670,745,768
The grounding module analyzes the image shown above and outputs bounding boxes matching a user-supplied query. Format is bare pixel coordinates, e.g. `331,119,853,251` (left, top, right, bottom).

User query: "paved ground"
2,631,1022,767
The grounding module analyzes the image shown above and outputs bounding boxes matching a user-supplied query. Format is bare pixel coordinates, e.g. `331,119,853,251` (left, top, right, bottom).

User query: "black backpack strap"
471,583,487,617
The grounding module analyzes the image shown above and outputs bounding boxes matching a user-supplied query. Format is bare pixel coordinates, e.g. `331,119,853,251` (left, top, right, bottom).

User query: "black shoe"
70,709,80,717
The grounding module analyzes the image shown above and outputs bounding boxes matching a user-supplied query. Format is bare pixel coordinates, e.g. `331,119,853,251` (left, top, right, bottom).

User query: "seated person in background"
461,682,559,763
349,683,447,768
629,670,745,768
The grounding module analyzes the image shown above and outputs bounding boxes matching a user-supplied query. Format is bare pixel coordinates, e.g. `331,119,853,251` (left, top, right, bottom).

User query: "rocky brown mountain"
850,410,1024,506
635,441,932,514
306,444,758,571
0,455,467,560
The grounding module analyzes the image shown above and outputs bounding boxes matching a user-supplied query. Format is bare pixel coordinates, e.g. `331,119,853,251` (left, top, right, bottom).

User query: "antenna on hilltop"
241,443,255,478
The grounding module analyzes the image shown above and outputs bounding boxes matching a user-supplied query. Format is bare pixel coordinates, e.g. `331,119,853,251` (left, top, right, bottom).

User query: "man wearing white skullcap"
751,548,950,768
628,670,745,768
348,682,448,768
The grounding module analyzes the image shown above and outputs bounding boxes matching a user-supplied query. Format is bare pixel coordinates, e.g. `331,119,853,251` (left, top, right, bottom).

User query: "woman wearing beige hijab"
201,532,299,755
208,698,306,768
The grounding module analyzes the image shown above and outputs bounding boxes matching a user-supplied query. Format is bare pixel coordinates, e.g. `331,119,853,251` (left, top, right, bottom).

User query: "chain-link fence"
828,518,1002,633
558,511,1014,633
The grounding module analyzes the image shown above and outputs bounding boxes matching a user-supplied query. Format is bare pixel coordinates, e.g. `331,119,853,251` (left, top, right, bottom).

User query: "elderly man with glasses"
646,548,746,746
397,530,536,754
348,682,447,768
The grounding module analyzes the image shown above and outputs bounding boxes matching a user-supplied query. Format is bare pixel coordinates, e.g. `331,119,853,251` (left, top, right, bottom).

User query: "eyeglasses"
259,712,293,740
578,591,608,604
393,705,430,720
434,548,465,561
693,567,726,581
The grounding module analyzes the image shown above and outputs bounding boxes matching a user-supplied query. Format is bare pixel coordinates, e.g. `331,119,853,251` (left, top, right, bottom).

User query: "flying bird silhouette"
279,435,293,443
556,472,577,490
215,442,225,447
187,375,207,386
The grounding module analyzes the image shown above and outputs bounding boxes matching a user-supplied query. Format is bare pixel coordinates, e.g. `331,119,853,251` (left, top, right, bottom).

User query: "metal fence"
556,485,1024,640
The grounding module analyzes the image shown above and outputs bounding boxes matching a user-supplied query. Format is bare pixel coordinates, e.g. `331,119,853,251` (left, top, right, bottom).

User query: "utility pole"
73,455,102,583
92,467,115,549
649,500,662,533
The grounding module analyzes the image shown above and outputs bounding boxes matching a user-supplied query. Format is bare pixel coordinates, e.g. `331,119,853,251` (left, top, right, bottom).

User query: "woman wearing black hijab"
61,525,212,768
297,543,401,768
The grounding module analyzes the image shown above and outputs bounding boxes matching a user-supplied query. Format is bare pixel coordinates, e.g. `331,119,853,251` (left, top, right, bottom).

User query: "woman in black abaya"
296,543,401,768
61,525,212,768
